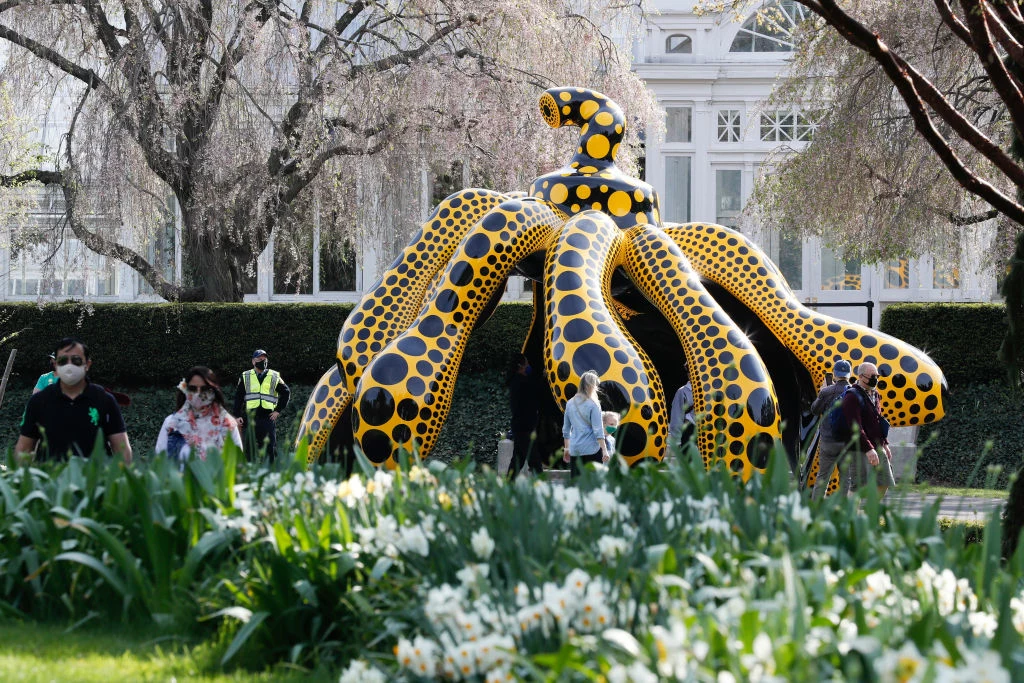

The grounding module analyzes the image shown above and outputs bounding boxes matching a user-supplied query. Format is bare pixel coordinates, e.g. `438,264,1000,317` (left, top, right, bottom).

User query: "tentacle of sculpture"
544,212,667,464
353,198,563,467
621,226,780,479
296,189,507,462
663,222,947,490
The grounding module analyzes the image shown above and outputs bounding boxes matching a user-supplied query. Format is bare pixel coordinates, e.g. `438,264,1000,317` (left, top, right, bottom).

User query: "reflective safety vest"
244,369,281,411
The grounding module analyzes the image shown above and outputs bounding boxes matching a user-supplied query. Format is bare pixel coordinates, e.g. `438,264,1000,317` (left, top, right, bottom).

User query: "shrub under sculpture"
296,87,946,490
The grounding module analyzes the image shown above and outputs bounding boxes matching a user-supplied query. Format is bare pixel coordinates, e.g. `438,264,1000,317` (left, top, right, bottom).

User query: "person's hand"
602,454,610,464
237,417,245,427
867,448,879,466
270,411,280,422
563,450,570,463
883,444,893,461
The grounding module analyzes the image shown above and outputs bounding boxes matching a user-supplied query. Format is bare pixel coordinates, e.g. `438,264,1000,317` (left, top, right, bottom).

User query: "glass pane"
778,234,802,290
764,231,802,291
666,34,692,53
273,227,314,295
820,246,861,290
664,156,691,223
665,107,692,143
885,259,909,289
932,262,960,289
717,110,741,142
715,170,742,228
760,113,777,141
730,31,754,52
319,238,358,291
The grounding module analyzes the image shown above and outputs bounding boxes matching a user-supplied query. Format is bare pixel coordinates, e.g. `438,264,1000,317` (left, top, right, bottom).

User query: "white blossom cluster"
196,463,1021,683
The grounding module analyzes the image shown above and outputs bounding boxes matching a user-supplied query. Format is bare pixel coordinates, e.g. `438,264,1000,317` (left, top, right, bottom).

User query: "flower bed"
1,449,1022,680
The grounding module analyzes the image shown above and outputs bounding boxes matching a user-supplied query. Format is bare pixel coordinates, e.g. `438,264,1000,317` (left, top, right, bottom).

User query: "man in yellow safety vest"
233,349,290,462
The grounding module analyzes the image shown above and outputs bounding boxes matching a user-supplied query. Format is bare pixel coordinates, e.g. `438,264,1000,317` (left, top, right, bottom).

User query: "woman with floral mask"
155,366,242,469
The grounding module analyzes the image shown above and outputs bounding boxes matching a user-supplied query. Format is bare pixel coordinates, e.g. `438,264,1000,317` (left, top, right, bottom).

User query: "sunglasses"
186,385,215,395
56,356,85,367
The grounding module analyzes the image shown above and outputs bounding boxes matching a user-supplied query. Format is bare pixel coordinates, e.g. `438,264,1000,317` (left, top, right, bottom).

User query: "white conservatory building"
632,0,995,327
0,0,997,324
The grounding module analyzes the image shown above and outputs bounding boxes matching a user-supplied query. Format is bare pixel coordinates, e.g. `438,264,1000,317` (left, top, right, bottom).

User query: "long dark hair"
176,366,227,411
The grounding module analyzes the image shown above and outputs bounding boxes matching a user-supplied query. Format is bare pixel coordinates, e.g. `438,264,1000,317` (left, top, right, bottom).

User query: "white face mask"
187,392,214,410
57,363,86,386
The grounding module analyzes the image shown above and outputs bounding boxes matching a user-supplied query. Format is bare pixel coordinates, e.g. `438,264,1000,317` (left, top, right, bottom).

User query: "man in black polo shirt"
16,338,132,464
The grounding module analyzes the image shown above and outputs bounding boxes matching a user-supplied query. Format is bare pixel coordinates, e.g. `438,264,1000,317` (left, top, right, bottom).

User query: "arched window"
729,0,808,53
665,34,692,54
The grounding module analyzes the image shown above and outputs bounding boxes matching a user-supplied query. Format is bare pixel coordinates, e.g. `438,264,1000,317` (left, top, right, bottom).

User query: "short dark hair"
55,337,89,360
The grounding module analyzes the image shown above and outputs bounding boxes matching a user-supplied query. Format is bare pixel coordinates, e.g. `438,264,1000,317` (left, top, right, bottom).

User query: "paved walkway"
885,492,1004,521
541,468,1004,521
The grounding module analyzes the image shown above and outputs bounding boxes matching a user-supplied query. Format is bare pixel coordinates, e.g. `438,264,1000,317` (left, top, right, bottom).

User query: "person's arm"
102,395,131,464
668,388,684,445
590,402,608,460
14,435,38,465
155,415,177,455
270,379,289,421
810,385,833,416
229,422,243,449
233,376,245,424
109,432,132,464
562,404,572,462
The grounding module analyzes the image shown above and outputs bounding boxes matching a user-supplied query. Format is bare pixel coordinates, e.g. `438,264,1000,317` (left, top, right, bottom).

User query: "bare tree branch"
804,0,1024,226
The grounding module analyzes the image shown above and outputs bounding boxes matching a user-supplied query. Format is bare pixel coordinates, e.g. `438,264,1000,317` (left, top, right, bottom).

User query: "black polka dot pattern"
622,226,781,479
530,87,660,230
544,212,667,465
295,189,506,463
353,198,563,466
662,222,947,493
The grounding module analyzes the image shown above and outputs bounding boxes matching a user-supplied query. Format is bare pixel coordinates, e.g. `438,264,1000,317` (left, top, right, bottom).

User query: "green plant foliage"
916,382,1024,488
2,444,1023,679
880,303,1008,387
939,518,986,546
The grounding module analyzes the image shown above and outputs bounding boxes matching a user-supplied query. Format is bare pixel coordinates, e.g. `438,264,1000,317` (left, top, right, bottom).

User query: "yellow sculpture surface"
296,87,946,487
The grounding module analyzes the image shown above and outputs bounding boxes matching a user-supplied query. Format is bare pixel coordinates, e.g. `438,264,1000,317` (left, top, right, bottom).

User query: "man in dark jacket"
809,359,852,499
843,361,894,497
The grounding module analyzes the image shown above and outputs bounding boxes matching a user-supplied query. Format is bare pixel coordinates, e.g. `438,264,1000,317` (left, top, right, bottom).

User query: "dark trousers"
569,451,603,479
246,415,278,463
509,430,543,479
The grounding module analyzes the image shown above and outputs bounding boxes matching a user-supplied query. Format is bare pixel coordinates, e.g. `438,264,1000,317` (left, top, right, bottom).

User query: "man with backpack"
843,361,895,497
809,359,853,499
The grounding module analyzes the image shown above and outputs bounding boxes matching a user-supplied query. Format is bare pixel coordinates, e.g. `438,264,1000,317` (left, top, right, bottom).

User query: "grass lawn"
0,622,336,682
903,482,1009,499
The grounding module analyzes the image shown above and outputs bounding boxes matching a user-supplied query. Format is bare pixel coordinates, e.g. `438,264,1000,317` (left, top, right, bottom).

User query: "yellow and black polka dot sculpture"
295,86,946,484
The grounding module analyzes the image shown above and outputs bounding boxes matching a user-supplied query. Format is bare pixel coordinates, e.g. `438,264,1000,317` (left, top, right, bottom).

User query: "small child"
602,411,620,459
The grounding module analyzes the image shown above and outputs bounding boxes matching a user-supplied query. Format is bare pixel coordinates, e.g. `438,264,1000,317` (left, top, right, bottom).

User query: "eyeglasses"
56,356,85,367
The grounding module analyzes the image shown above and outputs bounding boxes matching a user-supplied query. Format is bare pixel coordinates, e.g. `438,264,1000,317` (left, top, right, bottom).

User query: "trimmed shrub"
0,301,534,390
916,381,1024,488
0,302,535,460
879,303,1007,386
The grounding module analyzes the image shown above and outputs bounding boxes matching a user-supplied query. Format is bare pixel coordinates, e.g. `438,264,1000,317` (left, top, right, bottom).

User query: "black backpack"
827,386,857,442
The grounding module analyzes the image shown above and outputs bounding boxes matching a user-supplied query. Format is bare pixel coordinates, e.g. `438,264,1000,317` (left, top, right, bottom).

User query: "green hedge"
915,381,1024,488
0,301,534,389
0,302,534,462
879,303,1007,387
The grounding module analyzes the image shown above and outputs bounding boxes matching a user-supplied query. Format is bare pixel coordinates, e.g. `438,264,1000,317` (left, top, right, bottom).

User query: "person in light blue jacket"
561,371,609,478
